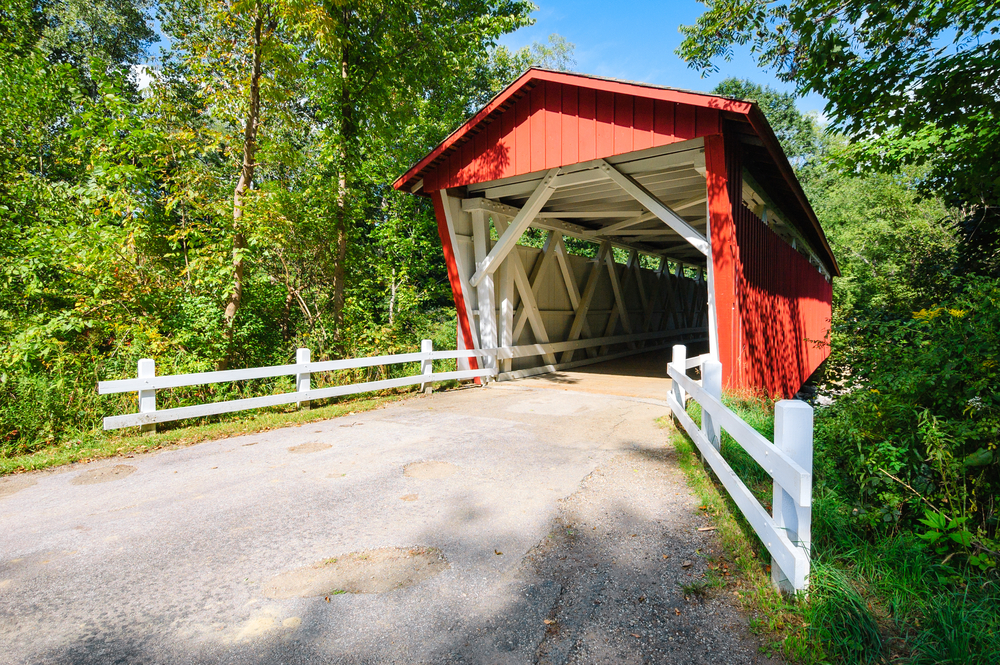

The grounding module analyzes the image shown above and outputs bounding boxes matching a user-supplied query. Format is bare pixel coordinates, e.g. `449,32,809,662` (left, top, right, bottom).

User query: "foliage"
817,278,1000,547
678,0,1000,276
677,392,1000,664
0,0,580,453
711,78,822,168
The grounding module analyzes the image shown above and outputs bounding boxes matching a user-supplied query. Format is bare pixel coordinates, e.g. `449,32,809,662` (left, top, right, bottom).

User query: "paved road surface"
0,380,777,664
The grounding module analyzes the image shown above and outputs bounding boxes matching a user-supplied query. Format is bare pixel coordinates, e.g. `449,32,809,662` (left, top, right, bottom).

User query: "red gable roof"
394,68,838,276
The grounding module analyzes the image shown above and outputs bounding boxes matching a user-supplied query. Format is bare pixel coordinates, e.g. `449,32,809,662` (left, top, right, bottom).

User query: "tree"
678,0,1000,275
711,78,821,169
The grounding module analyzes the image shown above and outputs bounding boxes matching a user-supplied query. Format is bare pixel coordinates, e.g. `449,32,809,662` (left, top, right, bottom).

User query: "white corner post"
703,177,720,363
420,339,433,393
296,347,311,409
701,359,722,451
471,210,498,375
669,345,687,412
771,399,814,594
138,358,156,434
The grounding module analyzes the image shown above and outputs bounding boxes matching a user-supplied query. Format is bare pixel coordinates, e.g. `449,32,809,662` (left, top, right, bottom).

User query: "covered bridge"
394,69,838,397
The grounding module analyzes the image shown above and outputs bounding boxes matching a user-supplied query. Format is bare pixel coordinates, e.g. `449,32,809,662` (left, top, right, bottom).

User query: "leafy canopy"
678,0,1000,275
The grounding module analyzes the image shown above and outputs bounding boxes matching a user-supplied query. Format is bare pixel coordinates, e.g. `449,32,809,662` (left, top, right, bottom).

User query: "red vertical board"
514,96,530,174
675,103,696,140
544,81,562,168
695,107,720,137
473,131,486,182
486,118,502,181
595,90,615,158
530,86,546,172
653,100,676,146
614,93,633,155
633,97,653,151
705,134,740,389
500,102,516,179
578,87,596,161
561,85,579,165
462,140,475,184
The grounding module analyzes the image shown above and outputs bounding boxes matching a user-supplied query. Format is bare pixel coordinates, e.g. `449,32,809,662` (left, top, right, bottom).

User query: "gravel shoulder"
0,382,778,664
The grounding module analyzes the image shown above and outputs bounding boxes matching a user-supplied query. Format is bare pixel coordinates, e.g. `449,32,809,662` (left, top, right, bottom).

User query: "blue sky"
498,0,827,116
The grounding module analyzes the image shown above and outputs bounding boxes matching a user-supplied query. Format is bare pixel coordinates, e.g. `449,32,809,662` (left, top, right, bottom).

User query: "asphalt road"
0,382,778,664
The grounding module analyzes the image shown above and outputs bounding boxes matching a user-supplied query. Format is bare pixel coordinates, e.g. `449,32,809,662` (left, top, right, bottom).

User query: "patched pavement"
0,380,778,664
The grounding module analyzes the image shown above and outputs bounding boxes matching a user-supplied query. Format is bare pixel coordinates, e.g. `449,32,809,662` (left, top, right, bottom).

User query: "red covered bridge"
394,69,838,397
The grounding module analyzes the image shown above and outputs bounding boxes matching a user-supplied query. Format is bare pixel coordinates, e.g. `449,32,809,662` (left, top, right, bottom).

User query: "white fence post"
771,399,813,594
669,345,687,411
296,348,310,409
138,358,156,435
420,339,433,393
702,359,722,451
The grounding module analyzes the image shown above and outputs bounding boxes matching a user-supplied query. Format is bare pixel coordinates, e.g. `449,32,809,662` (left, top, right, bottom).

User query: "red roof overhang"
393,68,839,277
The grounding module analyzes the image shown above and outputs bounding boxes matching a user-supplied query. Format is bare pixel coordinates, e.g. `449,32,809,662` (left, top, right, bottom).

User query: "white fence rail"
665,344,813,594
99,342,495,431
100,327,708,432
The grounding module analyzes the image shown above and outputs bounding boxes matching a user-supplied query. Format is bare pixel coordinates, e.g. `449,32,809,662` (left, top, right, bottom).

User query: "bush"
817,277,1000,553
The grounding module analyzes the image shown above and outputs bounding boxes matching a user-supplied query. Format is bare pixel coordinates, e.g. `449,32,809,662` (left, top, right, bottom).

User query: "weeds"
664,394,1000,664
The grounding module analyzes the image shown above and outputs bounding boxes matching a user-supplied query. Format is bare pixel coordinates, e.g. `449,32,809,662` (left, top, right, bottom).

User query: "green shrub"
817,277,1000,553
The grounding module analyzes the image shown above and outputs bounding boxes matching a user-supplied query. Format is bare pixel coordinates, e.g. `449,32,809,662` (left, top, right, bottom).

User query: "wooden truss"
460,197,708,380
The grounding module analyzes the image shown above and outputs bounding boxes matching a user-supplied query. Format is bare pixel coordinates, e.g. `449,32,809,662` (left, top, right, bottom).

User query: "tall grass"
674,392,1000,663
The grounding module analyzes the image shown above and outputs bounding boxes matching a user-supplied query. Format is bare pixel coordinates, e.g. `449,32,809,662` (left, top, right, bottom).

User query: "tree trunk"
221,7,265,369
332,10,353,343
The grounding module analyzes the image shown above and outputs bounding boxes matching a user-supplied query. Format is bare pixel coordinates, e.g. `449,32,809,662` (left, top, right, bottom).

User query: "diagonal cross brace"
598,159,709,255
470,167,561,288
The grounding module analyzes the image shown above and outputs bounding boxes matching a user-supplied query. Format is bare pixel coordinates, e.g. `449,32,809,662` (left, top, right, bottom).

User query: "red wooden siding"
704,134,741,385
423,80,722,191
732,203,832,397
715,131,832,397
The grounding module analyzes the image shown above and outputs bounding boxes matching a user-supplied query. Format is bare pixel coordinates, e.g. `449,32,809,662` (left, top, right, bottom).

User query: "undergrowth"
665,393,1000,664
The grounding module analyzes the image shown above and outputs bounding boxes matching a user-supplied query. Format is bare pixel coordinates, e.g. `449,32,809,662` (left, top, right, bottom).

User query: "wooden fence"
665,344,813,594
99,328,706,432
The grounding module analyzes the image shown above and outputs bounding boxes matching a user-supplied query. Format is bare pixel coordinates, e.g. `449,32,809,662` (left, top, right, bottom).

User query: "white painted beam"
492,215,557,365
535,211,643,218
471,210,498,373
470,168,560,288
439,191,482,351
561,241,612,364
598,159,710,255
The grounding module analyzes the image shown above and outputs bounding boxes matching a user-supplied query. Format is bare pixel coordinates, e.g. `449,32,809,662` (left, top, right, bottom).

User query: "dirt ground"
0,354,778,664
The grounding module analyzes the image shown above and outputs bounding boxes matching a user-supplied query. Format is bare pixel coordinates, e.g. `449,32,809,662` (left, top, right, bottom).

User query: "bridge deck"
513,348,673,400
0,374,772,664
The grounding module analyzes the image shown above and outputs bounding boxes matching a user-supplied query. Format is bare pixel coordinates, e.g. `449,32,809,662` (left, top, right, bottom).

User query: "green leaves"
679,0,1000,277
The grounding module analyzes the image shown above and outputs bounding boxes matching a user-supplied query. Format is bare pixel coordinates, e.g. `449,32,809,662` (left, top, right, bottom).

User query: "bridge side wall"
707,133,832,398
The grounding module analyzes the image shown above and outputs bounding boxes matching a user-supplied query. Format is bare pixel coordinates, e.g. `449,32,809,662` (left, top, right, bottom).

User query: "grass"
0,385,447,476
662,394,1000,664
658,413,819,662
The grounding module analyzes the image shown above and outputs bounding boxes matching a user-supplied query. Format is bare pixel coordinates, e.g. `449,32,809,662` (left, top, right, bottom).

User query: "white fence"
98,343,495,431
665,344,813,594
99,328,707,432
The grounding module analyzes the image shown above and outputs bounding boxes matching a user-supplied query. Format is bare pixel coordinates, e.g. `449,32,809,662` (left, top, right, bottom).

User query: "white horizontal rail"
685,353,711,369
501,327,706,360
98,349,491,394
103,368,493,430
668,364,811,507
666,392,809,587
101,340,498,431
666,343,812,593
